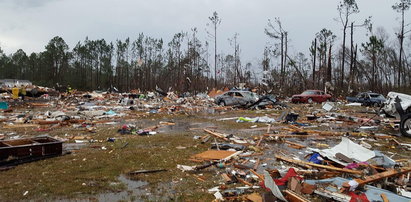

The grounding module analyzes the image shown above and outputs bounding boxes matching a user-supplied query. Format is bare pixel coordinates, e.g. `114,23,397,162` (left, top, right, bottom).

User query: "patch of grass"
0,126,214,201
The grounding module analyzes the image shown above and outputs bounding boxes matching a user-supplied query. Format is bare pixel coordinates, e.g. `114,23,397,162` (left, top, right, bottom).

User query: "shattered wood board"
192,150,237,161
3,124,40,128
246,193,263,202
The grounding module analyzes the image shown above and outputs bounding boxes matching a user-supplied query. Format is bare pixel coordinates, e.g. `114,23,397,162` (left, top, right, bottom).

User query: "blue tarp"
308,152,323,164
0,102,8,110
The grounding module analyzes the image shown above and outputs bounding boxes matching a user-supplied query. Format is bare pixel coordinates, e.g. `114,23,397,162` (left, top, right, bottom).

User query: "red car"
291,90,332,103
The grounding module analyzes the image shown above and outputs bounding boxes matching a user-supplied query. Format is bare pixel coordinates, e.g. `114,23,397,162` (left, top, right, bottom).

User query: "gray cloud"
1,0,59,8
0,0,403,64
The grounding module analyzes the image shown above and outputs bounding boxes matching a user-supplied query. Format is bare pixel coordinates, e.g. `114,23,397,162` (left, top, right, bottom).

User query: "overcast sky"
0,0,405,65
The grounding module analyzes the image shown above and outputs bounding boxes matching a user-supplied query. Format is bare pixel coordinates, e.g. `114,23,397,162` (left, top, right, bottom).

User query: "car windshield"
370,94,384,99
301,91,317,95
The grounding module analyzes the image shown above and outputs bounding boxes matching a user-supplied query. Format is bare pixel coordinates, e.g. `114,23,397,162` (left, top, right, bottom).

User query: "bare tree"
207,11,221,88
347,17,372,92
316,29,336,88
337,0,359,89
309,39,317,88
265,18,288,90
228,33,241,85
392,0,411,87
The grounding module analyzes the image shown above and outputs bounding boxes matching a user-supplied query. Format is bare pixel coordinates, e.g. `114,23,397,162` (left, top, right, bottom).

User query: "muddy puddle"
96,175,148,201
96,175,180,201
158,121,216,134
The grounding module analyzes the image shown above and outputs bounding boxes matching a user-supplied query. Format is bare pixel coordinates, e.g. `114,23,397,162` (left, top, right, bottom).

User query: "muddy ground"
0,103,410,201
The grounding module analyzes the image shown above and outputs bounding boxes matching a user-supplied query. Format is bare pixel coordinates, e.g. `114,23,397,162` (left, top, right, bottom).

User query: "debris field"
1,89,411,202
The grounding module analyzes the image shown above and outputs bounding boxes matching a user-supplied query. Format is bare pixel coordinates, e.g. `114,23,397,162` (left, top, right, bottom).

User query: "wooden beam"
285,140,306,149
256,136,264,147
284,190,311,202
253,158,260,171
204,129,229,141
249,169,264,181
264,134,341,139
355,167,411,185
380,193,389,202
275,155,362,175
238,178,253,186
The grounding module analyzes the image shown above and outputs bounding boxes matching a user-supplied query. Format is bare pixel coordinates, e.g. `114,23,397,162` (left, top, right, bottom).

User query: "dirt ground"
0,103,410,201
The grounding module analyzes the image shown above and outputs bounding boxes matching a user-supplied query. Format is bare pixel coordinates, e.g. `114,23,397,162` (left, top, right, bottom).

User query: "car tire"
219,101,226,106
326,98,331,102
307,98,313,104
373,102,380,107
400,113,411,138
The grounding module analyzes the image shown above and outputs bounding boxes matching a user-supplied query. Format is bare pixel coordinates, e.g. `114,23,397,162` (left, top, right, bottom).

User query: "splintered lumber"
256,136,264,147
275,155,362,175
240,152,264,157
285,140,306,149
34,119,85,125
201,135,211,144
285,125,345,136
221,173,232,183
264,134,341,139
3,124,39,128
253,158,261,170
395,159,409,162
238,178,253,186
380,193,389,202
355,167,411,185
246,193,263,202
192,150,241,161
29,103,50,107
284,125,394,139
284,190,310,202
204,129,229,141
249,169,265,181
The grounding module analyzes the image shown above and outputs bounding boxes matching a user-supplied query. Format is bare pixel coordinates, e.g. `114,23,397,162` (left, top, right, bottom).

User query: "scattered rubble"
1,87,411,201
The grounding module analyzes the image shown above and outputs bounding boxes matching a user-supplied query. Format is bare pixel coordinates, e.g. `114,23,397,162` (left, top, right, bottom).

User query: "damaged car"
291,90,332,104
346,92,386,107
214,90,282,109
382,92,411,137
214,90,259,106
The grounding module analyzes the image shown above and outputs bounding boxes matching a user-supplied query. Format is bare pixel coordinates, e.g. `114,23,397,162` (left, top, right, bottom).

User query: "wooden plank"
275,155,362,175
240,152,263,157
253,158,260,171
284,190,310,202
266,124,271,133
246,193,263,202
192,150,236,161
283,125,394,139
204,129,229,141
221,173,232,183
380,193,389,202
256,136,264,147
355,167,411,185
264,134,341,139
249,169,264,181
285,140,306,149
3,124,39,128
237,178,253,186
